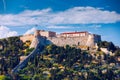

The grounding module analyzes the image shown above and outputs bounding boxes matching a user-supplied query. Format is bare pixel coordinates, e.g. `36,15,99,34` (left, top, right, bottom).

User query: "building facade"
60,31,88,37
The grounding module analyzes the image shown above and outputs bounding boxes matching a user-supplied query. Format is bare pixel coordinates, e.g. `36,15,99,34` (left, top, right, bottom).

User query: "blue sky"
0,0,120,46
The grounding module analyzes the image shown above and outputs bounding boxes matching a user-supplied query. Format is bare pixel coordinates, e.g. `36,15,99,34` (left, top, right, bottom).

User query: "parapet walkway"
12,43,42,73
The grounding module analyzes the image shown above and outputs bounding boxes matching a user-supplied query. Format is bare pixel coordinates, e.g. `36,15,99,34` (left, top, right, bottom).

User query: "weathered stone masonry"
20,30,101,48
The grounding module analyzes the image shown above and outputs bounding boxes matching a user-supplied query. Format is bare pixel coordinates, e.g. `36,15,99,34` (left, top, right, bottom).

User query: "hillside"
0,37,33,79
0,37,120,80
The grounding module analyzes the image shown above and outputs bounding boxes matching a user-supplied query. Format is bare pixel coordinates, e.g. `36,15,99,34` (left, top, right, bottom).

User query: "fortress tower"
30,30,47,48
30,30,40,48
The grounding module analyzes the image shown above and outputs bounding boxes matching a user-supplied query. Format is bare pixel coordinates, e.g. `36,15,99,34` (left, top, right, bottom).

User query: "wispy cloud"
88,25,102,30
47,25,76,29
0,6,120,27
0,25,18,38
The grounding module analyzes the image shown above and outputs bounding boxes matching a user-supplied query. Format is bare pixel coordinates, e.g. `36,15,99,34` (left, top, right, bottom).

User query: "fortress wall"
30,36,47,48
20,30,101,48
20,34,34,42
86,34,101,47
40,31,49,37
47,36,89,47
47,34,101,47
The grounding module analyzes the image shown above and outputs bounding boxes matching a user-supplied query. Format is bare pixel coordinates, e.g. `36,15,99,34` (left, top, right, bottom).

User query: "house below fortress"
20,30,101,49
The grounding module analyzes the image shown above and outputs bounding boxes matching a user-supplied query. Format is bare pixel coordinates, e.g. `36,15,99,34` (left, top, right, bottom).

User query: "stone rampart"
20,34,34,42
47,36,88,46
20,30,101,48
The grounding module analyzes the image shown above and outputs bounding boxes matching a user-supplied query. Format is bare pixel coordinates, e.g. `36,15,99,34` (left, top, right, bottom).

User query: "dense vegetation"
0,37,120,80
97,41,117,52
0,37,32,79
18,44,120,80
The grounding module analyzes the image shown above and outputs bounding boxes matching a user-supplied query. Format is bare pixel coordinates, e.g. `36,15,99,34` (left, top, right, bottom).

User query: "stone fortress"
20,30,101,49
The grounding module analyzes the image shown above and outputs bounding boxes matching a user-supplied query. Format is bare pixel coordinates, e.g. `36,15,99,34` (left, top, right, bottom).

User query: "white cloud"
0,25,18,38
24,27,36,35
0,6,120,27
